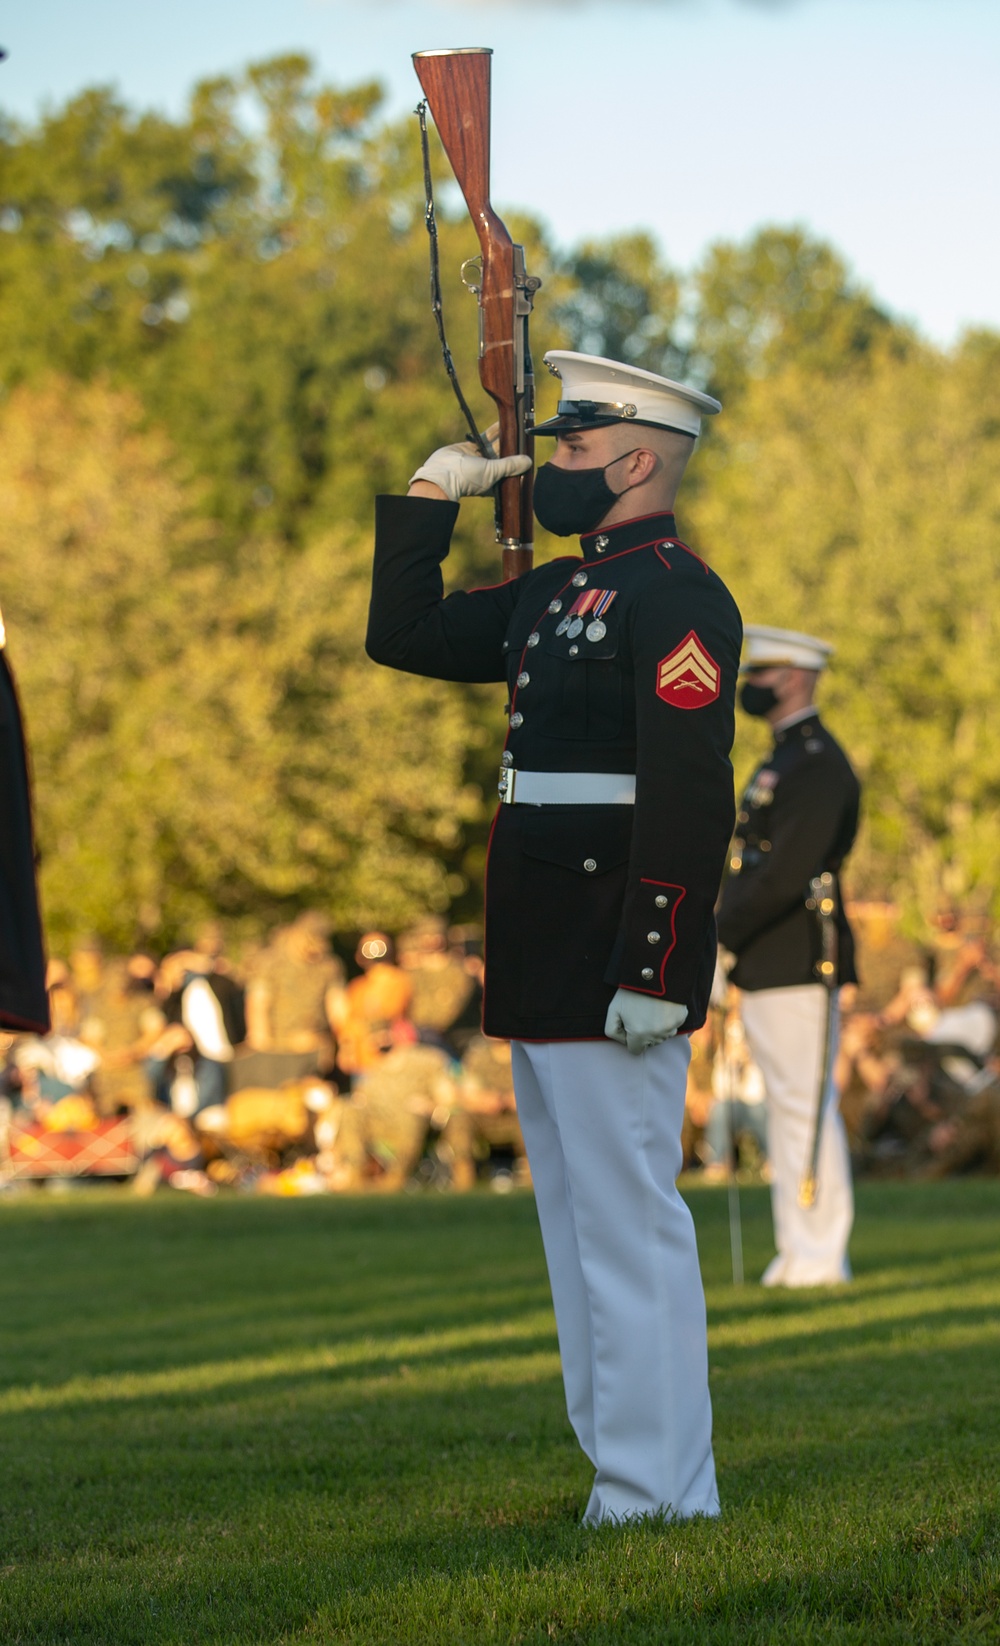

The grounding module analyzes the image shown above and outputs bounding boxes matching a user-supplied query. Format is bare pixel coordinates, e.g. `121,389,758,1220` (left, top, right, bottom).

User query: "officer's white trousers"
740,984,854,1287
511,1036,719,1524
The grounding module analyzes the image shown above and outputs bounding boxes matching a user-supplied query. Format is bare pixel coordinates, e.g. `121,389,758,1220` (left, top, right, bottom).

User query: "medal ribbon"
567,589,600,617
567,588,618,618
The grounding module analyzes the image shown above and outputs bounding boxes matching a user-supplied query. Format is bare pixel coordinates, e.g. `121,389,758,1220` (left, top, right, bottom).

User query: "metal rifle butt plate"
413,47,493,59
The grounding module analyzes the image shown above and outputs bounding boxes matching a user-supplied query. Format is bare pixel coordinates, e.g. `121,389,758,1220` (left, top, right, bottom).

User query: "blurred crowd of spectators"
0,914,525,1196
2,908,999,1196
687,917,1000,1183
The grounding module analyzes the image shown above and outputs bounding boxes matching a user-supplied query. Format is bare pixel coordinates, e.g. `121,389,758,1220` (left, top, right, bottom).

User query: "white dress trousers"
511,1035,719,1524
740,983,854,1287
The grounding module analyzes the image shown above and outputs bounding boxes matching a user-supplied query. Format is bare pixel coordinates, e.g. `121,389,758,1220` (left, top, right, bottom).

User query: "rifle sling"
416,101,490,460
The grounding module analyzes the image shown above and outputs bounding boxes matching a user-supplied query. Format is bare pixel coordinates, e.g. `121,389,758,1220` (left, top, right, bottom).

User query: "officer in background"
717,626,860,1286
368,351,741,1524
0,605,48,1035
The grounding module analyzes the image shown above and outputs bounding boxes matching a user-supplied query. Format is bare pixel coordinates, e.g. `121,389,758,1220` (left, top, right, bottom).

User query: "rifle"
413,48,540,581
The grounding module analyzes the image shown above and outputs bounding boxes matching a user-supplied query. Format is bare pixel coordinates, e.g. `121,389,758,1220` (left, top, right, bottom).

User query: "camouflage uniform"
236,938,344,1088
336,1042,470,1189
406,962,476,1039
80,960,161,1115
457,1035,525,1176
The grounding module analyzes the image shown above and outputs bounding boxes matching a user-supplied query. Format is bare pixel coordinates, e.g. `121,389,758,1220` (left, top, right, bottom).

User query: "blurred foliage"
0,58,997,949
0,379,481,950
689,331,1000,935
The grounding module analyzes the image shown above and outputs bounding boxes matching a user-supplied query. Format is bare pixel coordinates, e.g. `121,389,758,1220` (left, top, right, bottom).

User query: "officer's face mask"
739,680,781,718
532,448,641,538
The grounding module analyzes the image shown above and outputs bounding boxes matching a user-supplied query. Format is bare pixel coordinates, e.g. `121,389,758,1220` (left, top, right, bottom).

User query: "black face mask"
739,681,780,718
532,450,640,538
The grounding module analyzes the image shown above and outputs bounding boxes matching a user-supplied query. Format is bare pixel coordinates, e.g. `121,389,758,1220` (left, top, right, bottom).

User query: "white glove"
604,988,688,1056
410,438,531,502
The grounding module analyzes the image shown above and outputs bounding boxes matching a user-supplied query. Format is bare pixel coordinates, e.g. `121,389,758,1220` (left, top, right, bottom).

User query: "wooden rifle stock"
413,48,536,579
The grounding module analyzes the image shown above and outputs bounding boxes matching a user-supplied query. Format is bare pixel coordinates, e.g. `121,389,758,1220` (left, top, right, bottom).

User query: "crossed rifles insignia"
655,631,721,710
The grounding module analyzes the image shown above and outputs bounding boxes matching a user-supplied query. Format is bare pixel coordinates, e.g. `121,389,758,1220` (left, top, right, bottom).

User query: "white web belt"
498,768,636,806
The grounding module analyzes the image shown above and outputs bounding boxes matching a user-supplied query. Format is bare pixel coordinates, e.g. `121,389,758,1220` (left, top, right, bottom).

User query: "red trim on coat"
511,1029,694,1043
624,879,686,995
655,541,708,574
576,536,681,568
512,1035,611,1044
503,558,608,736
0,1009,51,1033
580,510,677,541
479,804,502,1034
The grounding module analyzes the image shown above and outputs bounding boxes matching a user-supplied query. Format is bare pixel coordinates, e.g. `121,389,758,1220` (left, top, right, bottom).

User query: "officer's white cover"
741,625,834,672
540,351,721,437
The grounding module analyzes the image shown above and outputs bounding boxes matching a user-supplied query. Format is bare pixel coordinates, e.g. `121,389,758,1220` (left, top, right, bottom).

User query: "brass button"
647,931,661,944
641,967,654,981
761,840,771,852
595,535,609,550
583,858,597,873
516,672,530,688
569,645,579,656
548,600,562,614
501,752,513,767
655,895,668,909
572,571,588,588
527,633,540,648
509,712,523,729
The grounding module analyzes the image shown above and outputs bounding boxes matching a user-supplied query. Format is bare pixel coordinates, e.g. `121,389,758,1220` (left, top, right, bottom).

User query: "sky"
2,0,998,346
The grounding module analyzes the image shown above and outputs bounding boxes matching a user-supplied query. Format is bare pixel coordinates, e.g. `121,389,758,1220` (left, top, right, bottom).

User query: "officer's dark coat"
716,713,860,992
368,499,742,1040
0,646,49,1032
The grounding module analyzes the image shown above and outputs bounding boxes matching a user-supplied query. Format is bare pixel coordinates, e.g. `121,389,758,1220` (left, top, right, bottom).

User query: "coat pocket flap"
519,808,632,875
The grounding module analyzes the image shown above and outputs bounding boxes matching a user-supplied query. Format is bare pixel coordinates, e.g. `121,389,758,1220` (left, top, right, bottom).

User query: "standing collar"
774,707,821,744
578,510,677,563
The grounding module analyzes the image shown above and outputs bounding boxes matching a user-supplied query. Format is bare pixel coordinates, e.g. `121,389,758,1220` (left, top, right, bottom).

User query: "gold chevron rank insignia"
656,631,721,710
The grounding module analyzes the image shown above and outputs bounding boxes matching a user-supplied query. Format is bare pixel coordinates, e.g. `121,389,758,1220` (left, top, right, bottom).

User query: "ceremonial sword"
799,871,839,1209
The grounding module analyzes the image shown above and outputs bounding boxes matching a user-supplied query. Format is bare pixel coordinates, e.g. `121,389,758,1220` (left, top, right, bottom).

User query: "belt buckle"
498,765,515,804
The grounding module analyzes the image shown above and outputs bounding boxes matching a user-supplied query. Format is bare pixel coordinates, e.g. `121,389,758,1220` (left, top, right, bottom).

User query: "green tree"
688,334,1000,931
0,378,482,950
4,65,1000,951
691,226,902,405
552,231,683,377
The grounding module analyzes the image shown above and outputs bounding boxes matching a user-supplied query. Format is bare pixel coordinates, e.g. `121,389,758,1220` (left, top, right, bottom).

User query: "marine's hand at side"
604,988,688,1056
409,436,531,503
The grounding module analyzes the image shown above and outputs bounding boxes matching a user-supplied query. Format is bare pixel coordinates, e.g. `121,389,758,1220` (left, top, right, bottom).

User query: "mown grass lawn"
0,1178,997,1645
